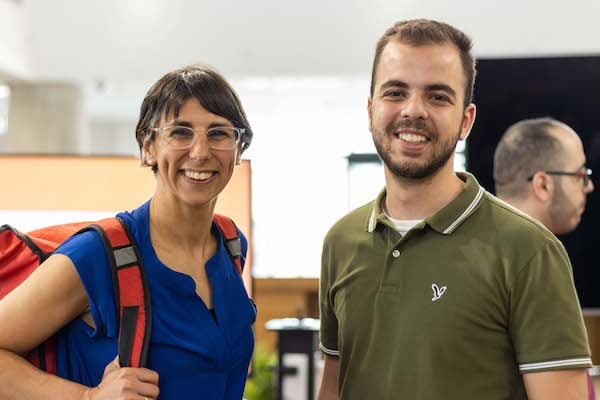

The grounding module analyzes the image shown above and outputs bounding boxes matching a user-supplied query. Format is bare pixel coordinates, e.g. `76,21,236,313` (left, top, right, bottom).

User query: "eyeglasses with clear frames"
150,125,244,151
527,167,593,187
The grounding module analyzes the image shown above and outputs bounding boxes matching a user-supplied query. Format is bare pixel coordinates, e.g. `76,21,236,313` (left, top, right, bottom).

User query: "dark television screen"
467,56,600,307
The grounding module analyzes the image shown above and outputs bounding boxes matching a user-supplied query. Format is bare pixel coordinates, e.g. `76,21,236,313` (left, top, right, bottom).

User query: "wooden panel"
0,155,155,210
584,309,600,365
254,278,319,352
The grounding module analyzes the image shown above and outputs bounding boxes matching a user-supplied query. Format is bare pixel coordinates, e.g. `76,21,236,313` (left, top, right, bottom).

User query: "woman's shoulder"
54,229,106,263
116,201,151,230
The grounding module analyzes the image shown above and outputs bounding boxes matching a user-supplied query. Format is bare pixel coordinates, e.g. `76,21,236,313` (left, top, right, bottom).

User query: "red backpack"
0,214,244,373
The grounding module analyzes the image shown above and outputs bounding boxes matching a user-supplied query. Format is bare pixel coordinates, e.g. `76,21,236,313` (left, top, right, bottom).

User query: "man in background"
318,20,592,399
494,117,594,235
494,117,595,398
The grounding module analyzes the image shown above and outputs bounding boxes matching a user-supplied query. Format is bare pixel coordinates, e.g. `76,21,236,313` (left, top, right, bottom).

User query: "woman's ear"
146,153,156,166
142,149,154,166
142,139,156,166
235,146,242,165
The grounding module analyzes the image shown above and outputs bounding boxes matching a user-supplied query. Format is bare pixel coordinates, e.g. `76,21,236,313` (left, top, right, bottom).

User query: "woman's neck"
149,195,215,252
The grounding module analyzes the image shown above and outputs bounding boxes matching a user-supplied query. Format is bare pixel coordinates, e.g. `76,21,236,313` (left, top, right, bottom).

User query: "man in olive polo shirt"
318,19,591,399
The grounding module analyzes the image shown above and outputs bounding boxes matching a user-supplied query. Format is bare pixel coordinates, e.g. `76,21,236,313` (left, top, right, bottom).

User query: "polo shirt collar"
366,172,485,235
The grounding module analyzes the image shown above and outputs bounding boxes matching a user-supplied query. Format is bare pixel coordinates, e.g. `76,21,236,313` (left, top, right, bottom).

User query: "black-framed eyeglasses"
149,125,244,151
527,168,593,187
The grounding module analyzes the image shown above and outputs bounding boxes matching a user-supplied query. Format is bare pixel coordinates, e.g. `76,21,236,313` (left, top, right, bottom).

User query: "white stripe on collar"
367,203,378,233
367,187,485,234
442,186,485,234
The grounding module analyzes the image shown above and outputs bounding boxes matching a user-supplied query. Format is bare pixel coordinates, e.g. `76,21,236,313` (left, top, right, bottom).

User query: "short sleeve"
54,230,117,338
319,238,340,357
509,239,591,373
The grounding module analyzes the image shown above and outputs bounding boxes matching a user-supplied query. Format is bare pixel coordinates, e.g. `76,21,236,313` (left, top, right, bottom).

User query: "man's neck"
383,167,465,221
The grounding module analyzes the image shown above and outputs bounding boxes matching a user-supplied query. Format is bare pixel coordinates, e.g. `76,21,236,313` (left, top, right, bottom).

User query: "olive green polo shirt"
319,172,591,400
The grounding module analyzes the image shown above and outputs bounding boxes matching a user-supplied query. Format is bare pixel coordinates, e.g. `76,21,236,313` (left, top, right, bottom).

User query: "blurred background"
1,1,599,398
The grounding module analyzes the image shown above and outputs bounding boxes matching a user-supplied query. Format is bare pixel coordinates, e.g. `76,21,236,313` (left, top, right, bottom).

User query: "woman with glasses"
0,64,255,399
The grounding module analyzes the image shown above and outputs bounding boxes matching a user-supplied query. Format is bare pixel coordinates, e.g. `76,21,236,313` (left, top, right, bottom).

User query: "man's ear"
367,96,373,130
530,172,554,202
459,104,476,141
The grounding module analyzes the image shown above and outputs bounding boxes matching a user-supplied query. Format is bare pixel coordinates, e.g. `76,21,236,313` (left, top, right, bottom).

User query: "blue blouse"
54,201,255,399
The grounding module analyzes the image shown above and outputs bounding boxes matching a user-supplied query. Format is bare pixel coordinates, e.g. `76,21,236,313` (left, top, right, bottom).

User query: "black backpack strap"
0,224,46,263
81,218,151,368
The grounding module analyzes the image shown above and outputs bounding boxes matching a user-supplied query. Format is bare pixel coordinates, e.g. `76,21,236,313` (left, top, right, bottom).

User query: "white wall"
237,77,375,277
0,0,32,80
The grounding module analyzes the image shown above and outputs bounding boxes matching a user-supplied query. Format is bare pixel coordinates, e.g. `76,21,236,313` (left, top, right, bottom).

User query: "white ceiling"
18,0,600,84
2,0,600,125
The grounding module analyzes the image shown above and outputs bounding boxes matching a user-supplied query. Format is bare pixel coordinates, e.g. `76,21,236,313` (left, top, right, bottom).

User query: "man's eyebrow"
379,81,457,99
379,80,409,91
426,84,456,98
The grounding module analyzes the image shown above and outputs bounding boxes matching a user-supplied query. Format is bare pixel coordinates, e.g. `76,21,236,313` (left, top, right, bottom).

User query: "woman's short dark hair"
135,64,253,165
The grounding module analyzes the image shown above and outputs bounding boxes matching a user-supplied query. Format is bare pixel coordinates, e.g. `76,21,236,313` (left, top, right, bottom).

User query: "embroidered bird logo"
431,283,447,301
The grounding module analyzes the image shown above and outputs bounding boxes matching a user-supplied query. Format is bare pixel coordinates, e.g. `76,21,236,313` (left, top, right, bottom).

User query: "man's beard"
548,180,581,235
372,119,461,181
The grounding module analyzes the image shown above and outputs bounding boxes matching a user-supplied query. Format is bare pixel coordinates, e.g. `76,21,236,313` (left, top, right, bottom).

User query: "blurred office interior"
1,1,599,398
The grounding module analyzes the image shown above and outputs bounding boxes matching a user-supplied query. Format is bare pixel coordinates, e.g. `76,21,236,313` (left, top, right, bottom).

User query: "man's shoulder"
324,201,375,242
478,191,559,245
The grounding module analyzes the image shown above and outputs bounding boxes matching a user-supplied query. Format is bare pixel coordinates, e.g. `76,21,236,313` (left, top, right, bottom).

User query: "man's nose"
400,94,428,120
585,179,594,194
